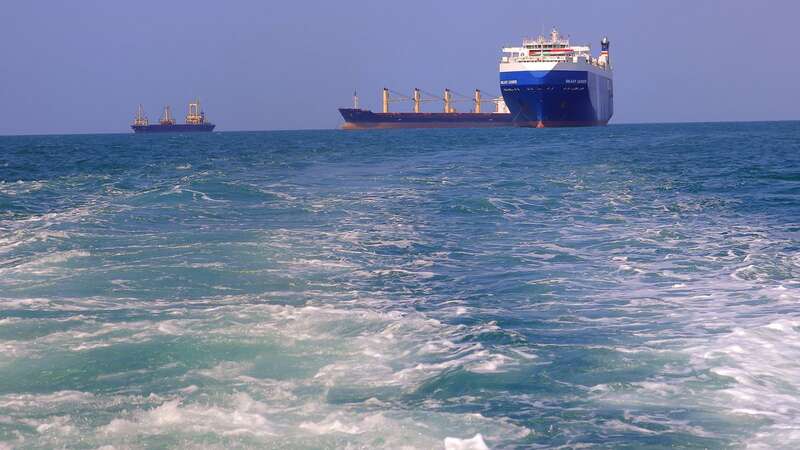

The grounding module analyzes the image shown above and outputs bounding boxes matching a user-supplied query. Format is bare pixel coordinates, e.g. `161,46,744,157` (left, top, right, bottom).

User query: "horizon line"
0,119,798,138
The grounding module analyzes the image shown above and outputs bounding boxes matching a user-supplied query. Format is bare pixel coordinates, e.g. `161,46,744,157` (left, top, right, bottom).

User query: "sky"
0,0,798,135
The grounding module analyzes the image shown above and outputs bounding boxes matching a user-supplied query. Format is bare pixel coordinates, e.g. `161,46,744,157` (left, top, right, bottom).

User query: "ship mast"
160,105,175,125
443,89,454,113
133,104,149,126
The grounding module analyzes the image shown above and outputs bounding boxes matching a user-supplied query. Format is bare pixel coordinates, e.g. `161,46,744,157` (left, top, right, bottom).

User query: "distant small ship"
131,100,215,133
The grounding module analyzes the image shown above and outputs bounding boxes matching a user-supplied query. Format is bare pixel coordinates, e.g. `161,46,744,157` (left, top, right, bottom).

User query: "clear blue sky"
0,0,797,135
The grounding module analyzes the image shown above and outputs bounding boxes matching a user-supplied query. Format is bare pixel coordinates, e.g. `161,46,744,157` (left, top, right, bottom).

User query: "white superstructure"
500,28,612,76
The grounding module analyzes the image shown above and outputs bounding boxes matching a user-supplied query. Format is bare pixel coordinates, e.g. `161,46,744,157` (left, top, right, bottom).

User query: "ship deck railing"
505,56,610,69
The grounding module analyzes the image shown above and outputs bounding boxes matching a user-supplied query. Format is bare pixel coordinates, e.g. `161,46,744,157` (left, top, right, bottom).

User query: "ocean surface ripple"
1,123,799,449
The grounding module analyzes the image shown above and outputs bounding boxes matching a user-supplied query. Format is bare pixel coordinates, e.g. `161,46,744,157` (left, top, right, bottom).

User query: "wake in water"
1,123,799,448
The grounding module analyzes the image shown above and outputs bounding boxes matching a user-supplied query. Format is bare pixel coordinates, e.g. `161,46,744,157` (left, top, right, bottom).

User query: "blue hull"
132,123,215,133
500,70,613,127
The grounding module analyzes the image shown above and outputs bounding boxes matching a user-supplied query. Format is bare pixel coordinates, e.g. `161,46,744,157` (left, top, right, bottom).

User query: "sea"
1,122,799,449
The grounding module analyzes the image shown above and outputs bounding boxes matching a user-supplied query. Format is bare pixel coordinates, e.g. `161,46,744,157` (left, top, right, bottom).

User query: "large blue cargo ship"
131,100,215,133
499,29,613,128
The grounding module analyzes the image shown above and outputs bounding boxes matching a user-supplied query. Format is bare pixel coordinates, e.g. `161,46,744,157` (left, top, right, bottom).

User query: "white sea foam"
34,416,76,435
6,130,797,448
85,388,525,449
468,353,513,374
0,179,47,196
686,318,800,448
102,395,276,438
444,433,489,450
0,390,94,410
0,290,529,446
0,250,90,278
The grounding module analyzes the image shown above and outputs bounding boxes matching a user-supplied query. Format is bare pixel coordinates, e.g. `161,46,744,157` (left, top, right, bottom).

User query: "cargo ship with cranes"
339,88,513,130
500,28,613,127
131,99,215,133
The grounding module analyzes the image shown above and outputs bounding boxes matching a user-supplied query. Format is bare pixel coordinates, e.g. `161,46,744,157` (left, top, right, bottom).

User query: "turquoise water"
1,123,799,449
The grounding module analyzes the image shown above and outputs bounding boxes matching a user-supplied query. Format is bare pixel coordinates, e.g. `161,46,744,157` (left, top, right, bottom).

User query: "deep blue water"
1,123,799,449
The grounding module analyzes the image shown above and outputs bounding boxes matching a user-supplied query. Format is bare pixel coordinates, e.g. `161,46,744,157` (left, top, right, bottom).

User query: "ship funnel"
413,88,421,113
474,90,481,113
599,36,611,67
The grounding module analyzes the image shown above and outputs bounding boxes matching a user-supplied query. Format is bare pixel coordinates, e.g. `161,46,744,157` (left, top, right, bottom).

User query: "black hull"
132,124,215,133
339,108,513,130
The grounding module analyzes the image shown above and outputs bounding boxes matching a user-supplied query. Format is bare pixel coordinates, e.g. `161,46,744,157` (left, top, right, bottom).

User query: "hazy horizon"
1,0,797,135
